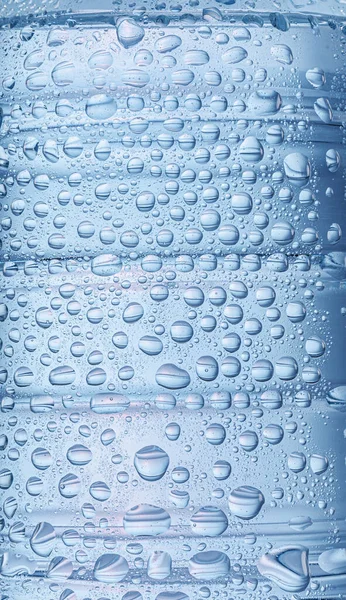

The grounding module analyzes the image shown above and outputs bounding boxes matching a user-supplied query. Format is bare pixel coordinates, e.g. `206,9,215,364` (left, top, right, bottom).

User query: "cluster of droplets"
0,257,331,395
0,252,342,598
0,15,344,262
1,7,346,600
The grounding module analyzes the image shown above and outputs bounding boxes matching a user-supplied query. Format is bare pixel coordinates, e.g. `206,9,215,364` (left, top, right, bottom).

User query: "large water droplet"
94,553,129,583
228,486,264,519
123,504,171,536
134,446,169,481
30,522,56,557
258,546,310,592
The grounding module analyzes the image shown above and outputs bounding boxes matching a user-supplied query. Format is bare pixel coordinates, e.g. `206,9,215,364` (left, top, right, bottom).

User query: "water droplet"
59,474,81,498
318,549,346,575
284,153,311,187
94,553,129,583
86,94,117,120
52,61,75,86
222,46,247,64
67,444,92,466
258,546,309,592
156,364,190,389
189,551,230,580
190,506,228,536
306,67,326,88
134,446,169,481
147,551,172,580
270,44,293,64
117,19,145,48
155,35,182,53
314,97,333,123
91,393,130,414
30,521,56,557
239,136,264,162
123,504,171,536
228,486,264,519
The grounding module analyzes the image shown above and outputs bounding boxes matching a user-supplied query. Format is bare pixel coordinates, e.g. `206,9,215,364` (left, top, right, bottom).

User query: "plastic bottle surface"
0,1,346,599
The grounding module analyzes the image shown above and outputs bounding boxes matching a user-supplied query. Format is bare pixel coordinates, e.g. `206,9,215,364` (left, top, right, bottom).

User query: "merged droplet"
258,546,310,592
318,548,346,575
90,393,130,414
